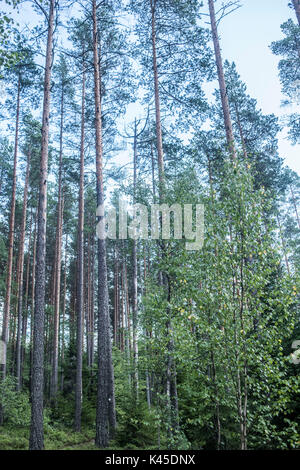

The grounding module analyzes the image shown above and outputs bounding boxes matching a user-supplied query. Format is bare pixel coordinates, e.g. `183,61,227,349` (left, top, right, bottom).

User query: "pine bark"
50,86,65,401
208,0,236,159
16,150,30,391
29,0,55,450
75,55,85,432
92,0,116,447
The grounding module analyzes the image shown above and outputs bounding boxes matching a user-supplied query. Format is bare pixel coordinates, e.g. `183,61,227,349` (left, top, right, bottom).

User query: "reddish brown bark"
50,85,65,401
208,0,236,159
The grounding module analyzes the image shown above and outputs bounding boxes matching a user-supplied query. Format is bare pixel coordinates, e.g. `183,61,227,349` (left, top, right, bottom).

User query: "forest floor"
0,425,99,450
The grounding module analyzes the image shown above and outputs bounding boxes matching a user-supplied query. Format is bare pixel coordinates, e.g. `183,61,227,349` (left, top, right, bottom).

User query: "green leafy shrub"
114,400,160,449
0,376,30,426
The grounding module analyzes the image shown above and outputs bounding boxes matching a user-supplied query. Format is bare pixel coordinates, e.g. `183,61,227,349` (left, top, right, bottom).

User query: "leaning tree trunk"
29,0,55,451
75,53,86,432
208,0,236,159
92,0,116,448
16,149,31,391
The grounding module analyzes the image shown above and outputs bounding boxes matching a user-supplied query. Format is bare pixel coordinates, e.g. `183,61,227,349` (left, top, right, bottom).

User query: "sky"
215,0,300,175
1,0,299,177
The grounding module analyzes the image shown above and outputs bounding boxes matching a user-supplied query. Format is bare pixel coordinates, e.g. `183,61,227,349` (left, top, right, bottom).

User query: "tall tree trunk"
75,54,85,432
234,102,248,159
29,209,38,401
86,232,92,368
114,246,119,346
150,140,156,201
293,0,300,26
150,0,179,444
60,236,67,393
29,0,55,450
132,119,139,400
16,150,30,391
21,211,33,386
92,0,116,447
50,86,65,401
150,0,165,197
0,75,21,401
208,0,236,159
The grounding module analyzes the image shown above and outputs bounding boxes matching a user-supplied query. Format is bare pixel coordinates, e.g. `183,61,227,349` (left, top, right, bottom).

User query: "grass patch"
0,425,96,450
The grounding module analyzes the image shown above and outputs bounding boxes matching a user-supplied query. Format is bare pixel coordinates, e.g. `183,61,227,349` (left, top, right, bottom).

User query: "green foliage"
114,400,159,450
0,376,30,426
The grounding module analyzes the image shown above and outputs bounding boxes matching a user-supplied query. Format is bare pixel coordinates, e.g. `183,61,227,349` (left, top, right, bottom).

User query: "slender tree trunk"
29,209,38,400
150,140,156,201
86,232,92,368
75,55,85,432
60,235,67,393
234,102,248,159
150,0,179,444
21,211,33,385
293,0,300,26
29,0,55,450
114,247,119,346
0,75,21,401
144,247,151,410
16,150,30,391
132,119,138,400
150,0,165,197
290,185,300,230
92,0,116,447
50,86,64,401
90,236,95,365
208,0,236,159
120,265,125,353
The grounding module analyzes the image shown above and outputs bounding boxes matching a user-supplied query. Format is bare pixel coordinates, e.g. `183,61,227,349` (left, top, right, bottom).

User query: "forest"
0,0,299,452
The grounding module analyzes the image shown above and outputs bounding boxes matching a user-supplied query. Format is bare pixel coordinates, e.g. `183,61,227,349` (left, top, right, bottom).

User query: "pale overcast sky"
2,0,299,176
216,0,300,175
